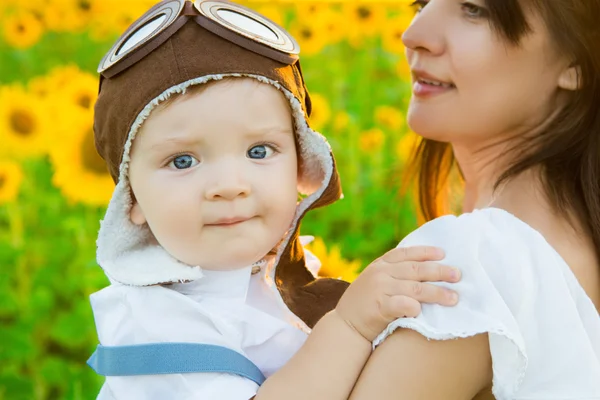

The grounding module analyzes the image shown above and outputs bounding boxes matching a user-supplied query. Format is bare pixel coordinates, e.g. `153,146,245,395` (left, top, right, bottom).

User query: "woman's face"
402,0,574,147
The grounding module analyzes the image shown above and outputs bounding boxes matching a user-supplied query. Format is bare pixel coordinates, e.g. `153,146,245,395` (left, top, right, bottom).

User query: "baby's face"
128,79,299,270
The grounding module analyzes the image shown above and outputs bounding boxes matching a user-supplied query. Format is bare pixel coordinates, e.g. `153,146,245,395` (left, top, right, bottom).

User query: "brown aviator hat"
93,0,349,328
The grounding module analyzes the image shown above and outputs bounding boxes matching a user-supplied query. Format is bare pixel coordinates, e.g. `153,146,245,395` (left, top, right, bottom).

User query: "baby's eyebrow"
147,136,203,151
143,126,294,152
244,126,295,138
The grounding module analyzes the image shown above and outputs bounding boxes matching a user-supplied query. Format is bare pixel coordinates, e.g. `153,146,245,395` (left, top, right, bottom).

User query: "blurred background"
0,0,421,398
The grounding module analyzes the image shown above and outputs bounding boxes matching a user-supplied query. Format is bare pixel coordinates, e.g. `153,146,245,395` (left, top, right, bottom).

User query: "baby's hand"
335,246,460,342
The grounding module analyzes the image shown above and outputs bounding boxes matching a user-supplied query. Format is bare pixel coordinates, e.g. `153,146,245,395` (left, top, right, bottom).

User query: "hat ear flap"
293,60,312,117
304,90,312,118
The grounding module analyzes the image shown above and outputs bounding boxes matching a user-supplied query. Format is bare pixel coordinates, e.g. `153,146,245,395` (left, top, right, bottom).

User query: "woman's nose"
402,2,445,57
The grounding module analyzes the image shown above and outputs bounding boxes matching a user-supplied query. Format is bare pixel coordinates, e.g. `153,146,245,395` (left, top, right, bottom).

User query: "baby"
87,1,459,399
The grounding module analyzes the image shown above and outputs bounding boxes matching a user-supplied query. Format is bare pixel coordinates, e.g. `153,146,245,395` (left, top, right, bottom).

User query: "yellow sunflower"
295,2,326,19
0,161,24,204
289,20,328,56
332,111,350,133
89,16,118,41
359,128,385,152
41,0,102,32
48,117,114,207
342,2,387,45
90,0,156,37
395,130,421,164
307,92,331,131
37,65,97,115
123,0,160,20
375,105,405,131
294,2,336,31
0,85,50,159
396,55,412,82
305,237,361,282
2,11,44,49
255,5,285,27
0,0,17,15
0,0,37,16
71,0,98,19
41,0,82,32
381,14,412,55
312,7,346,45
27,75,51,99
38,65,82,93
60,69,98,117
386,0,420,16
112,1,158,34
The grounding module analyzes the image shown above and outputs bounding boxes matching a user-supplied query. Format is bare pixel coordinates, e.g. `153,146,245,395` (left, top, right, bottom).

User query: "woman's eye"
247,144,275,160
169,154,199,170
461,2,486,18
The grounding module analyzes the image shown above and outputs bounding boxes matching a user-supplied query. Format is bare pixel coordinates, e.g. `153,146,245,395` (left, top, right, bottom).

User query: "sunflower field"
0,1,422,398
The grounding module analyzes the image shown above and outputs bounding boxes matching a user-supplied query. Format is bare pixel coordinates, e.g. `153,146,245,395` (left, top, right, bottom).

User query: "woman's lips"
413,80,456,97
411,69,456,98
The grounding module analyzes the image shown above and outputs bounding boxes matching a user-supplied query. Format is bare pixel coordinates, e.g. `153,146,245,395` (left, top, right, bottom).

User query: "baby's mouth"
205,216,252,227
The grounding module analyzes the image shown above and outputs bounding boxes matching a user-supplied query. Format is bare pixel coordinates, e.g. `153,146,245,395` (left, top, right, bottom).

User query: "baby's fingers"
385,260,461,283
380,295,422,320
385,280,459,306
381,246,445,263
381,282,458,322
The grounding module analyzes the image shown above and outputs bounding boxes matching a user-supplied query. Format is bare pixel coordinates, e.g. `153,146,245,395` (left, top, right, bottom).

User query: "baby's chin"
174,251,271,271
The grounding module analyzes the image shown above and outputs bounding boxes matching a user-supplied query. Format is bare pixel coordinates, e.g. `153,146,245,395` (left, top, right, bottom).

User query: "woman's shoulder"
400,207,596,313
401,207,557,270
380,207,600,399
406,207,543,245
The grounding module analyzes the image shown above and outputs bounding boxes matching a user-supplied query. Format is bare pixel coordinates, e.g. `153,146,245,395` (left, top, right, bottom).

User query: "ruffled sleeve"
373,208,600,400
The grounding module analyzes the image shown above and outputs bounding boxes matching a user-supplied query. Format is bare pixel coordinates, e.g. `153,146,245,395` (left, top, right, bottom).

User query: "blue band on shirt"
87,343,266,386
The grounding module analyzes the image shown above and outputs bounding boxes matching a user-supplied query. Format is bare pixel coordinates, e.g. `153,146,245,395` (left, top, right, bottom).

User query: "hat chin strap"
96,74,337,288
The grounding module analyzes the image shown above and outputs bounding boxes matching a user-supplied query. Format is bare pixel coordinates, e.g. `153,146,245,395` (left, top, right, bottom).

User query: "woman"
349,0,600,399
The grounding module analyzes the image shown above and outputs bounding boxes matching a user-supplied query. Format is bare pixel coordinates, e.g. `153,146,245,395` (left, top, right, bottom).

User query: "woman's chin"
406,116,451,143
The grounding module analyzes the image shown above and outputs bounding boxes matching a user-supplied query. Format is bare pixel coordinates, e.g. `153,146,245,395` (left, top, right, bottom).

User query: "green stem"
6,201,24,249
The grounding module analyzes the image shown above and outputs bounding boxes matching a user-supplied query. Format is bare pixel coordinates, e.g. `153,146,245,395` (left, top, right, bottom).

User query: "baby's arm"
255,246,461,400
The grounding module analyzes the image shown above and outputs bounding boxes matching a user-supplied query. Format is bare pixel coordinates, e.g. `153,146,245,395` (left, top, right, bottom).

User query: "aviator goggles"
98,0,301,78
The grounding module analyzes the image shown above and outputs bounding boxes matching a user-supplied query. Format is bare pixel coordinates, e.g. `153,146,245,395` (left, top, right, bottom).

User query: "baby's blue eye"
247,145,275,159
170,155,199,169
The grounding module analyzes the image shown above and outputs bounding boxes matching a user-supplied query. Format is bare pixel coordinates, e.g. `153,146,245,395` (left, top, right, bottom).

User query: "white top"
374,208,600,400
90,261,312,400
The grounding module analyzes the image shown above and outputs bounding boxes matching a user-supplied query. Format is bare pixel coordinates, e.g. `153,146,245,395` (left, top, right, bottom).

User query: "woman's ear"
558,64,582,91
130,200,147,225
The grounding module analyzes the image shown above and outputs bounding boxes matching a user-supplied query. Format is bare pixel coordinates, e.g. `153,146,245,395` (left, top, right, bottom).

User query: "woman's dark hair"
410,0,600,255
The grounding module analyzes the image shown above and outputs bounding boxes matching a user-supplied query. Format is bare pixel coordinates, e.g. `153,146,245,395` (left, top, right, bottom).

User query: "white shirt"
375,208,600,400
90,263,310,400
